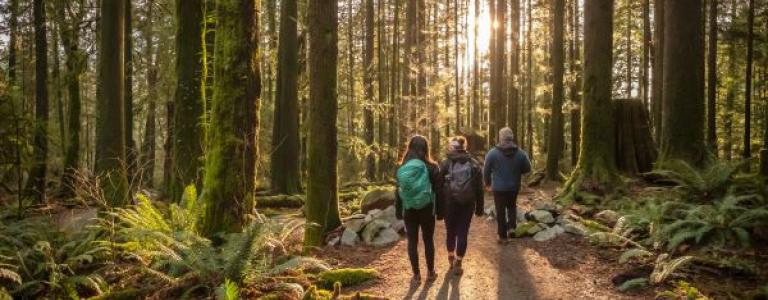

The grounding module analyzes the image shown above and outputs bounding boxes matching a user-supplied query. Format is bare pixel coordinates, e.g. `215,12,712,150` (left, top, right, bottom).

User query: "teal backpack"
396,159,434,210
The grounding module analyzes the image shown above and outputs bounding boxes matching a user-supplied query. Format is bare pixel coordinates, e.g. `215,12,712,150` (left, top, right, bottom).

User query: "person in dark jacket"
483,127,532,243
438,136,483,275
395,135,442,282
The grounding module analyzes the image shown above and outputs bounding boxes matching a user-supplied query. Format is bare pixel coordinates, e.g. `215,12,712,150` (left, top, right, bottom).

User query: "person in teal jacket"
483,127,532,243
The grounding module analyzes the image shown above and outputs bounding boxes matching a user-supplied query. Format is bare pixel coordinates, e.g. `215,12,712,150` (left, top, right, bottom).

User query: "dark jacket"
395,159,442,220
438,151,484,216
483,142,532,192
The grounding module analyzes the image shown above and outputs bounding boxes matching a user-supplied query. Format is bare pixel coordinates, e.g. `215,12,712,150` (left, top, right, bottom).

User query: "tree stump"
613,99,658,174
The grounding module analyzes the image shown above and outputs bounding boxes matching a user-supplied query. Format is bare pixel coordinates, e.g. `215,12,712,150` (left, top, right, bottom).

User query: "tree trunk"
625,1,632,98
509,0,520,138
96,0,128,206
707,0,718,155
29,0,49,203
305,0,341,247
58,0,84,195
525,0,533,153
377,0,388,178
614,99,658,174
560,0,618,198
546,0,565,181
8,0,18,84
124,0,136,185
389,0,401,173
489,0,506,145
271,0,302,194
724,0,736,160
141,1,157,188
744,0,754,164
364,0,376,181
660,0,706,167
200,0,260,236
652,0,664,143
642,0,650,109
569,0,581,165
169,0,206,200
471,0,480,129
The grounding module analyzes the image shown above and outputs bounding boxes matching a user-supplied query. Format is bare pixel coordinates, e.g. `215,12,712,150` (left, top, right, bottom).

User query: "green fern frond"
651,255,694,284
215,278,240,300
617,277,649,292
619,248,653,264
0,267,22,285
666,230,698,251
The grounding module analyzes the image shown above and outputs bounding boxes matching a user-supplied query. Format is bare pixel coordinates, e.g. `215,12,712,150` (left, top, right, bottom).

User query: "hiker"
483,127,532,243
438,136,483,275
395,135,442,282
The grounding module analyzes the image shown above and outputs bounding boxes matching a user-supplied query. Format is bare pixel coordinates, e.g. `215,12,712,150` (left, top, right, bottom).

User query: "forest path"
322,186,649,300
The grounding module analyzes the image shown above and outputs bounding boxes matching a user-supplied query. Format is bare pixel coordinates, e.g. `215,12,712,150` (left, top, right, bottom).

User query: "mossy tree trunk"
141,1,157,187
57,0,84,195
546,0,565,181
707,0,718,155
96,0,129,206
660,0,707,167
200,0,260,237
743,0,754,165
569,0,582,165
652,0,664,143
169,0,206,201
305,0,341,247
124,0,137,185
271,0,302,194
364,0,376,181
489,0,506,145
560,0,619,199
29,0,49,203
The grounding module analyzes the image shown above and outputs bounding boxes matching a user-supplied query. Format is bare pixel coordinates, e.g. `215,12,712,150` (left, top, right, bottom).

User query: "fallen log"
255,194,305,208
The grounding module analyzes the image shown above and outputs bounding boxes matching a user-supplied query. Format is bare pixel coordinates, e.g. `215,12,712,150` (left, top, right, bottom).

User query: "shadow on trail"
496,239,541,299
434,271,461,300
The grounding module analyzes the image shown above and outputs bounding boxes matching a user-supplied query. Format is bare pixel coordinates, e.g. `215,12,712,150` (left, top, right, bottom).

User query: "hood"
496,141,519,157
447,150,472,163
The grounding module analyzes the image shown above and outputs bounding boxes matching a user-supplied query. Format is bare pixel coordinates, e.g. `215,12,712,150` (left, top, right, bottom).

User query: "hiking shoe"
454,259,464,276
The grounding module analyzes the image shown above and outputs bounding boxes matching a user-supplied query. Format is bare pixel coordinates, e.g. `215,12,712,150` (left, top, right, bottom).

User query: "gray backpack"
446,161,476,205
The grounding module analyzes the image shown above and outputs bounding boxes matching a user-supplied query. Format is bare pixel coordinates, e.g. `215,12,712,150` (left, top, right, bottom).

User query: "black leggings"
445,203,474,257
494,191,519,239
404,204,435,275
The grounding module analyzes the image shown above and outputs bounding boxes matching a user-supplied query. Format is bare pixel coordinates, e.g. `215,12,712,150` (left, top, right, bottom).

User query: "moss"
316,268,378,289
514,221,537,238
581,219,611,233
301,285,336,300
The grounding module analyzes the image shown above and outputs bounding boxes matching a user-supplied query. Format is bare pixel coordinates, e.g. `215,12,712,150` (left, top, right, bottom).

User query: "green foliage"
215,278,240,300
658,195,768,250
0,216,110,299
648,160,741,203
650,254,694,284
656,281,711,300
316,268,378,289
617,277,649,292
618,248,654,264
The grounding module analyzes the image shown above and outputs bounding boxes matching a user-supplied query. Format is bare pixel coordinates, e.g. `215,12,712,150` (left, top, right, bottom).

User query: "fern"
617,277,649,292
650,254,694,284
619,248,653,264
215,278,240,300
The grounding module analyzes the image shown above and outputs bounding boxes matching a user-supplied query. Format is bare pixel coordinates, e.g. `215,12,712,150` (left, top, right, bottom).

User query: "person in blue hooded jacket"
483,127,532,243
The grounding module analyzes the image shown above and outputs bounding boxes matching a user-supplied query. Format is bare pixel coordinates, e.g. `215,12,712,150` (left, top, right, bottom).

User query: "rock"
391,220,406,234
377,205,398,224
562,221,588,236
360,190,396,214
272,256,332,274
327,236,340,246
595,210,620,227
368,208,383,218
361,219,391,244
513,221,537,237
275,282,304,299
371,228,400,247
341,228,360,246
344,217,370,233
527,223,545,235
529,210,555,224
516,210,528,223
534,201,558,212
533,225,564,242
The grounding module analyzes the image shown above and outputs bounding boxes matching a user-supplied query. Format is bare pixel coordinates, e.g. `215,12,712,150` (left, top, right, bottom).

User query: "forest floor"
320,185,655,300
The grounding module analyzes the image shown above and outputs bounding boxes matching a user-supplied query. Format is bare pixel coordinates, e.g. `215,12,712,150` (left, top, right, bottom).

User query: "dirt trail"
322,188,650,300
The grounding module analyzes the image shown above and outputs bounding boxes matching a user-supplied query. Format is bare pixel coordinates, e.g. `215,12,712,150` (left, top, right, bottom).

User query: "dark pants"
445,203,474,257
404,204,435,275
494,191,519,239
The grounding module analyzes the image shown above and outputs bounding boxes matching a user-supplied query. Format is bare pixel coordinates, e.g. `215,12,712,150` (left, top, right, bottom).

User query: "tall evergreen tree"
200,0,260,236
364,0,376,181
743,0,754,164
707,0,718,154
57,0,85,194
546,0,565,181
652,0,664,142
141,1,157,187
305,0,341,247
169,0,206,200
660,0,707,166
271,0,302,194
125,0,137,183
489,0,507,144
96,0,129,206
29,0,49,203
561,0,618,197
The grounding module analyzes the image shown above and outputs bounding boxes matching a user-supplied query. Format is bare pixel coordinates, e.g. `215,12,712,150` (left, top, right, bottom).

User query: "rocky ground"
320,186,655,300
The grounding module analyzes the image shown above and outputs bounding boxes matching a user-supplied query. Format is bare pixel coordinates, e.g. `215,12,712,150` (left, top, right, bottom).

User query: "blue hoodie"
483,143,532,192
